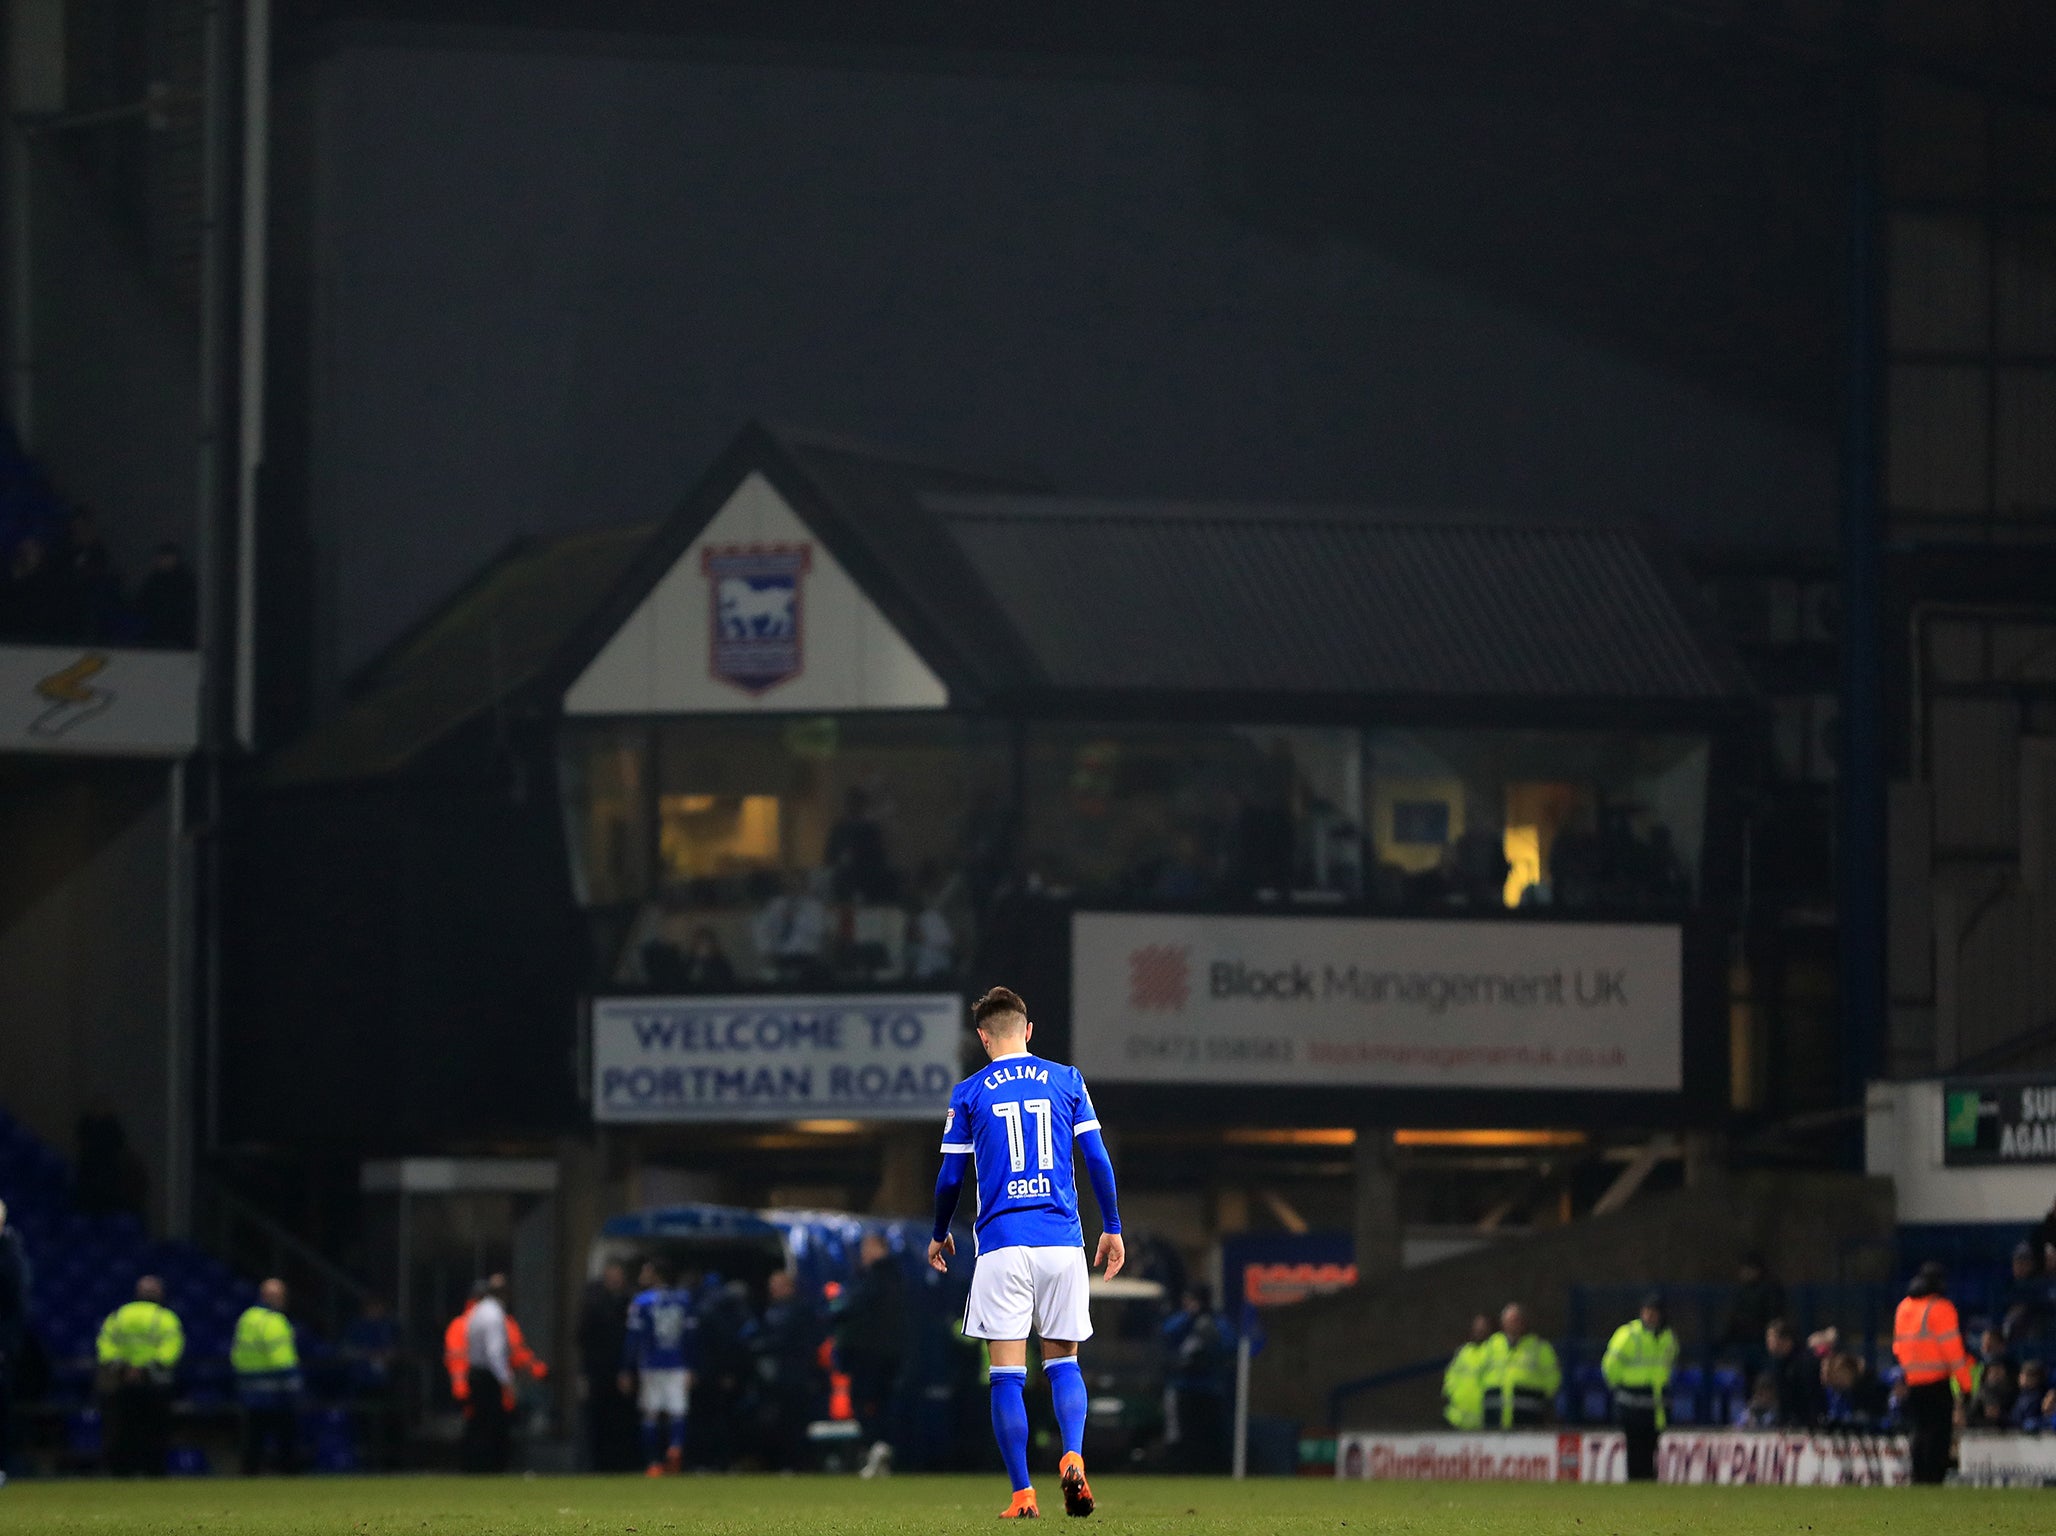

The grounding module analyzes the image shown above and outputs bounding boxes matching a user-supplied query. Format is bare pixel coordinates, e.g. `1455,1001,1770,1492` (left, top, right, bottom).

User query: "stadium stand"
0,1103,373,1473
0,422,195,648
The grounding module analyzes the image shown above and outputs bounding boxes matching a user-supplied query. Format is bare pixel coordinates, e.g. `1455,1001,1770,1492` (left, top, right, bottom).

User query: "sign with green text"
1943,1078,2056,1166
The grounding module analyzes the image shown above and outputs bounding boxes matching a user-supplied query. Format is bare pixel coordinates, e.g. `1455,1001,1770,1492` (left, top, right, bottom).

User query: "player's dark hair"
973,986,1029,1030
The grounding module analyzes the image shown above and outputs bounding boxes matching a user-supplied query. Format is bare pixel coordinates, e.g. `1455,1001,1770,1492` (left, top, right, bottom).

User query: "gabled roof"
924,495,1750,706
268,523,655,783
270,422,1750,782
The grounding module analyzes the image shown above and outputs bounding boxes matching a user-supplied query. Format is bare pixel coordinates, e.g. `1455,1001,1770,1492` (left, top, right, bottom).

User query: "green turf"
0,1474,2047,1536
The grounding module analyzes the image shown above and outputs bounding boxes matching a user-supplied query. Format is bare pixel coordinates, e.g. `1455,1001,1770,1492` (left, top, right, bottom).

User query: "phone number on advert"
1122,1035,1296,1064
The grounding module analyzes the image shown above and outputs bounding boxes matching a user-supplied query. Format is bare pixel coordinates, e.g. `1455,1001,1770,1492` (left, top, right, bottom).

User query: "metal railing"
194,1176,376,1340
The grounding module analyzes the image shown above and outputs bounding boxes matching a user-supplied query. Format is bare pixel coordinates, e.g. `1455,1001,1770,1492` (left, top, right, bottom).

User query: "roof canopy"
274,422,1751,781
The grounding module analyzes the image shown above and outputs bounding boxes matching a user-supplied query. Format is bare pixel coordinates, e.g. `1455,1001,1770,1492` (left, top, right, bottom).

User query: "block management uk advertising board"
1073,912,1682,1093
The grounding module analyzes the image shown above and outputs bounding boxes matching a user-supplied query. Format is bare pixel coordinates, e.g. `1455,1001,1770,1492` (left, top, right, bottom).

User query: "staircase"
1252,1170,1896,1431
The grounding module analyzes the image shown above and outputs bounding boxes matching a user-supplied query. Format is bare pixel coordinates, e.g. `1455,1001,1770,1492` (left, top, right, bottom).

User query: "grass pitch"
0,1473,2047,1536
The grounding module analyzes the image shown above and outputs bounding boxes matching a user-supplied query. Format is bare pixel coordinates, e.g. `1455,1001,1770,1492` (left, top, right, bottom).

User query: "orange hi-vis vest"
1893,1293,1974,1393
444,1301,550,1407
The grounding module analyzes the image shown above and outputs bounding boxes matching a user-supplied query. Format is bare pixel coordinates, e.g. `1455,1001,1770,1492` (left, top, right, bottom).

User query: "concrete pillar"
1351,1128,1403,1282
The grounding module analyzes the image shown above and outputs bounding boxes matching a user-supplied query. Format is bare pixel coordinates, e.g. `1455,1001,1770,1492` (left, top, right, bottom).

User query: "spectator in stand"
2,535,66,641
2028,1197,2056,1275
826,788,896,903
97,1275,183,1476
1760,1319,1821,1428
680,926,737,992
0,1199,28,1484
1718,1253,1786,1368
1737,1375,1779,1428
132,543,197,648
752,870,831,986
577,1261,637,1471
2012,1359,2053,1431
61,507,118,638
75,1108,147,1218
904,879,956,981
1974,1325,2013,1398
2003,1242,2054,1342
1968,1359,2017,1429
1820,1350,1891,1428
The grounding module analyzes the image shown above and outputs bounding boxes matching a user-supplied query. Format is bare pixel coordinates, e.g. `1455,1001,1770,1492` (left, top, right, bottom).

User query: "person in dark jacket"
839,1234,908,1477
682,927,738,992
0,1200,30,1481
1719,1253,1787,1367
132,543,198,647
577,1262,637,1471
747,1271,824,1470
1759,1319,1820,1428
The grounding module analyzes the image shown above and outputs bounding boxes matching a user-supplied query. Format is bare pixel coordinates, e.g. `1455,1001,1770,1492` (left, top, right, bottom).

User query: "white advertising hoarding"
1336,1431,1625,1483
1656,1430,1908,1486
1334,1430,1909,1485
0,644,199,756
1957,1432,2056,1487
591,993,962,1123
1074,912,1682,1092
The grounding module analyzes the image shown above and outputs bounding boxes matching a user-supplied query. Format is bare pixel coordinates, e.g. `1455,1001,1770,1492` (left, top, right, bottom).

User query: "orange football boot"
664,1444,683,1474
999,1488,1040,1519
1058,1453,1094,1517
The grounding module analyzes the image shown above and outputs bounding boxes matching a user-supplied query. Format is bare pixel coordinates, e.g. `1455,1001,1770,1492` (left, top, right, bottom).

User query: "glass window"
1021,723,1362,902
596,715,1004,990
1365,728,1708,911
559,723,651,908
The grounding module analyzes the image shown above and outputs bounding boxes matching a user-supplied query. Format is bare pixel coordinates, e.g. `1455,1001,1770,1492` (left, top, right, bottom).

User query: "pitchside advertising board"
1073,912,1683,1093
590,994,961,1122
1943,1076,2056,1165
1333,1431,1909,1485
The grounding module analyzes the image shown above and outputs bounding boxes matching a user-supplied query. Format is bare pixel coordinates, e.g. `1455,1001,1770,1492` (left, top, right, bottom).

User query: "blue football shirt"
623,1286,699,1372
939,1051,1103,1254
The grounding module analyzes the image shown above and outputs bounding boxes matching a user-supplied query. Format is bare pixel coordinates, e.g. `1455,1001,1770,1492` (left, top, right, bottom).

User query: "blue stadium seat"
1667,1365,1704,1425
1709,1366,1746,1425
1574,1363,1610,1424
166,1445,211,1476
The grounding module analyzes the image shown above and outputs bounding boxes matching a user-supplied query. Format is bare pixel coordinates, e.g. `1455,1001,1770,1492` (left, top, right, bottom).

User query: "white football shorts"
963,1244,1093,1342
637,1367,689,1419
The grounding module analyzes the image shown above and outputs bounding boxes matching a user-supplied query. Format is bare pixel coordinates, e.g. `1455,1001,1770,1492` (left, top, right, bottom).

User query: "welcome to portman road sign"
1943,1076,2056,1165
590,993,962,1123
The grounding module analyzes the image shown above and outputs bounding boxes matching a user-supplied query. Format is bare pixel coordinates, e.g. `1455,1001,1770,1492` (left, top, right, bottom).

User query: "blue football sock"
641,1419,660,1464
1046,1356,1087,1458
669,1413,687,1453
990,1367,1032,1492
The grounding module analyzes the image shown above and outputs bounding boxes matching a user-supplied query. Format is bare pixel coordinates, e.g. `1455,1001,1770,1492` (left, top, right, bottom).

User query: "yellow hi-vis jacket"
231,1304,300,1396
97,1300,185,1373
1481,1332,1562,1427
1443,1339,1491,1429
1601,1319,1679,1427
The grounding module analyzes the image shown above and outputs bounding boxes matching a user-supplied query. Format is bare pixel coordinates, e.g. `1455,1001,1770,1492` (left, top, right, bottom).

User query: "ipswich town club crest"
702,543,813,694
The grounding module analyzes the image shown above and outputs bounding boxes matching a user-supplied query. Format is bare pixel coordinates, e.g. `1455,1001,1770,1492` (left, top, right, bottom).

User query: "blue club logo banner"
702,542,812,695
